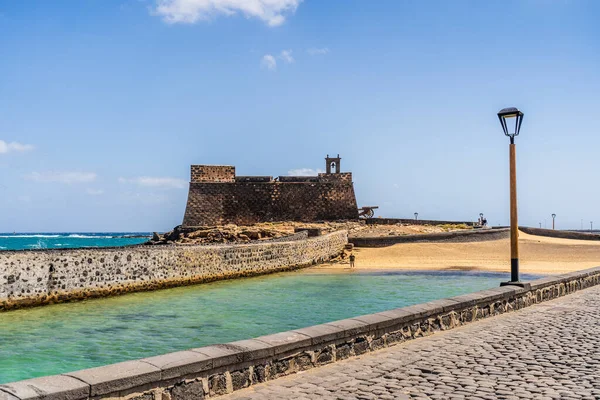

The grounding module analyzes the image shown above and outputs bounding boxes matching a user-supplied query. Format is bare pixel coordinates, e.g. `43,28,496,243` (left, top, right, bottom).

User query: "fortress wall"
183,179,359,227
0,231,348,311
191,166,235,183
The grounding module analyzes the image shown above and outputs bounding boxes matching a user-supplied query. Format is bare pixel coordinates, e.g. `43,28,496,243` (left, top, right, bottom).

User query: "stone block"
0,375,89,400
170,380,205,400
141,350,213,381
395,303,437,319
0,391,18,400
254,331,312,355
378,307,419,325
528,276,560,290
325,318,369,338
227,339,275,361
191,345,244,369
351,312,396,330
65,360,161,397
293,323,346,345
486,286,522,298
416,298,464,315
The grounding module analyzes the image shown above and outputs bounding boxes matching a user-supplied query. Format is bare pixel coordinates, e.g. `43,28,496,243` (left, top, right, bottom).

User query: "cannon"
358,206,379,219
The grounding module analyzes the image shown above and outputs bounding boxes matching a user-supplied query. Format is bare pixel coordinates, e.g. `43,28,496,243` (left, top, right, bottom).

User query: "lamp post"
591,221,594,233
498,107,525,287
552,214,556,230
539,222,542,228
414,212,418,221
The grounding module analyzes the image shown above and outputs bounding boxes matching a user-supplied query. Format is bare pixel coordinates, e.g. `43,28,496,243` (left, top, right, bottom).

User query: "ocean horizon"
0,232,152,251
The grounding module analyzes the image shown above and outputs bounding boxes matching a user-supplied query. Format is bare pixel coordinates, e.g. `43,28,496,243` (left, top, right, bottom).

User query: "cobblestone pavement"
222,286,600,400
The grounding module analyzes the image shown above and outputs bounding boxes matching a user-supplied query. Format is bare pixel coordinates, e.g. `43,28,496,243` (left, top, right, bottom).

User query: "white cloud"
153,0,301,26
287,168,324,176
86,188,105,196
261,54,277,70
261,50,295,70
0,140,34,154
279,49,294,63
307,47,329,56
119,176,187,189
24,171,97,184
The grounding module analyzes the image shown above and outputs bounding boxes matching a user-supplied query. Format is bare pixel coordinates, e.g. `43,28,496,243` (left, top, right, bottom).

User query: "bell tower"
325,154,341,174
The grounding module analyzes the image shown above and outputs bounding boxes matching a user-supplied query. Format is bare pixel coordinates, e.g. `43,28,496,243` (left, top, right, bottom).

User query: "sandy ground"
316,231,600,275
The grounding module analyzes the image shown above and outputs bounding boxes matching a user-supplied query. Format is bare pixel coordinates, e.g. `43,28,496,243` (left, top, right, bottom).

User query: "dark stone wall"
183,177,359,226
350,228,509,247
366,218,475,226
519,227,600,241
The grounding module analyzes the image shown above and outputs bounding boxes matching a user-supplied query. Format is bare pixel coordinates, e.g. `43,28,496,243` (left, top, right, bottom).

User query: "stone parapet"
2,266,600,399
0,231,347,311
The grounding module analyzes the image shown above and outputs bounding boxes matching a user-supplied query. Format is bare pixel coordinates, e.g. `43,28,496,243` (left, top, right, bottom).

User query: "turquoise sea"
0,233,151,251
0,269,543,383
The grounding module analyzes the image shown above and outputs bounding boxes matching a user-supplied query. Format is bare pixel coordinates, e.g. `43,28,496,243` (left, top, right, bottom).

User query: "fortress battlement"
182,155,359,226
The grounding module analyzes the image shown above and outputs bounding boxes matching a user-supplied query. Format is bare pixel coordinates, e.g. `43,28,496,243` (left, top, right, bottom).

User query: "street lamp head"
552,213,556,219
497,107,524,139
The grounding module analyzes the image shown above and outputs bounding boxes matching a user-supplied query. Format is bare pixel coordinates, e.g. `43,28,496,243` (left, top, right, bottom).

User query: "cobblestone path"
222,285,600,400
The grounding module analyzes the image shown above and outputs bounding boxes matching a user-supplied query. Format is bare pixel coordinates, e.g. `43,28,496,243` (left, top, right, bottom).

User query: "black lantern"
497,107,524,142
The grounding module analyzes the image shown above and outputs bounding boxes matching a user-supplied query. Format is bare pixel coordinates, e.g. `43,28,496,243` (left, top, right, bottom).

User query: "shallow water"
0,233,150,250
0,269,542,383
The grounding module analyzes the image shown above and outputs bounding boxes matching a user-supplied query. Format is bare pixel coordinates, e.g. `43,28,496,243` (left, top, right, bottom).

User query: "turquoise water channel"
0,269,542,383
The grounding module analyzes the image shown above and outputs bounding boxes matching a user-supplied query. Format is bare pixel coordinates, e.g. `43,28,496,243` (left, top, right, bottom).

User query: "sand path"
314,231,600,275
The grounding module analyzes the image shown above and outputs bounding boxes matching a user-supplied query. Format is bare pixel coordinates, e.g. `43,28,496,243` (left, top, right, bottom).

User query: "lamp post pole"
414,212,418,221
498,107,526,287
552,214,556,230
509,137,519,283
591,221,593,233
539,222,542,228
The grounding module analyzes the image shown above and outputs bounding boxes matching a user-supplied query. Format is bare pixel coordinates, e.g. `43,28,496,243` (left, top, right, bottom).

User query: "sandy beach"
317,231,600,275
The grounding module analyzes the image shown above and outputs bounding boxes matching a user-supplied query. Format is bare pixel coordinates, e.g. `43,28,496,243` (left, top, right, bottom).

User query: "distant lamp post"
539,222,542,228
552,214,556,230
498,107,525,287
414,212,419,221
591,221,594,233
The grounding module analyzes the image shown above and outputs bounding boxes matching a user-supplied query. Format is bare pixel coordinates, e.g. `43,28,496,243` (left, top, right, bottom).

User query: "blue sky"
0,0,599,232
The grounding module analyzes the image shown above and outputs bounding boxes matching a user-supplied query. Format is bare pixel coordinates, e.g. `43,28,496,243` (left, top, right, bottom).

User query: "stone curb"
3,265,600,399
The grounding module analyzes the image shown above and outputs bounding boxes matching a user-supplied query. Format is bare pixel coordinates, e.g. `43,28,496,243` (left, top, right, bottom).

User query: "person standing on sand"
349,253,355,268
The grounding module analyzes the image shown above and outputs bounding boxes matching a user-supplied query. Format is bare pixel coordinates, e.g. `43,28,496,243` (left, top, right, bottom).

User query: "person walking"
349,253,355,268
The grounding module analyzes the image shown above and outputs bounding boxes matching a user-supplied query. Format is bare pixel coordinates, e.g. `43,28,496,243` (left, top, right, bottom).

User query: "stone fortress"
182,155,359,227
